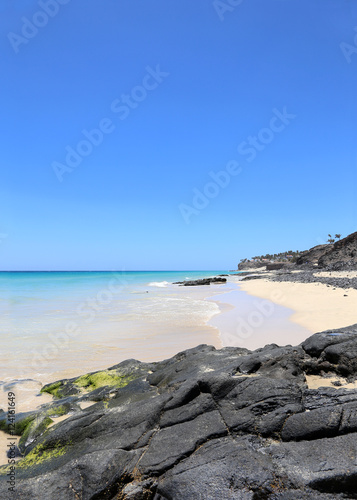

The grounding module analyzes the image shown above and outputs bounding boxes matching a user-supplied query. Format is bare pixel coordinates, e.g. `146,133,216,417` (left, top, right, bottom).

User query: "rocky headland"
302,231,357,270
238,231,357,294
2,324,357,499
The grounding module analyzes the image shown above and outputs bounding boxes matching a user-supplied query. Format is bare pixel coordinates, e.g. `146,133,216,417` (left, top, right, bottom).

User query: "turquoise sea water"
0,270,226,298
0,271,228,405
0,270,227,320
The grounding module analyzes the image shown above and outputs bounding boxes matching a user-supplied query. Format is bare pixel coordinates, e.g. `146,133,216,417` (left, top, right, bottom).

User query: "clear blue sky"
1,0,357,270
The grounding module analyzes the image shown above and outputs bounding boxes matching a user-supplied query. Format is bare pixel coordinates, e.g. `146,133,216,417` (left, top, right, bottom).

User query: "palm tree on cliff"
335,233,341,240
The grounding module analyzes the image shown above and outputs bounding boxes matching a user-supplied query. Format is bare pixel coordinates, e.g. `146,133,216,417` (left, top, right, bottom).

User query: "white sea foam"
148,281,169,288
128,295,220,326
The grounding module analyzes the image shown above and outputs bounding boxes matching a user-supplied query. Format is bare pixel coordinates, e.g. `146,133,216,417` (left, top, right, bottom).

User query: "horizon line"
0,269,231,273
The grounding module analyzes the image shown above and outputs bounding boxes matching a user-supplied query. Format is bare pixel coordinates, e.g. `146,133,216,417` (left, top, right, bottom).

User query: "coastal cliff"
1,325,357,499
317,231,357,270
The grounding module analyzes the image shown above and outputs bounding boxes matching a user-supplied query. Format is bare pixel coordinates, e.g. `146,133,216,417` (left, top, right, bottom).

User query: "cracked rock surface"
1,325,357,499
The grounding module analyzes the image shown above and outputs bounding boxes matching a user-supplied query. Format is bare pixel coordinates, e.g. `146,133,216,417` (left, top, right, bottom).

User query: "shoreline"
238,272,357,333
206,279,312,350
0,280,226,415
1,274,311,415
4,268,357,415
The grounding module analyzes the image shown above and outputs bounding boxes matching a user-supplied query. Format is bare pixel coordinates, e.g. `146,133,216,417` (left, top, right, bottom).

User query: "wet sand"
207,283,312,350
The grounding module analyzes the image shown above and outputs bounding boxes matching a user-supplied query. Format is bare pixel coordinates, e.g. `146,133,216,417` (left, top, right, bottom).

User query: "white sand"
239,278,357,332
306,374,357,390
79,401,96,410
47,414,71,429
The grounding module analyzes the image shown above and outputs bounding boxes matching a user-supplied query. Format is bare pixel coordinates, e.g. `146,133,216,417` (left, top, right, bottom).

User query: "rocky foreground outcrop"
2,325,357,499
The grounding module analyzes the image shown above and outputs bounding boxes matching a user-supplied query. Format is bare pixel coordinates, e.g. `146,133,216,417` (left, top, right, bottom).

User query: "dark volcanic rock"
173,277,226,286
318,231,357,270
156,436,276,499
296,243,331,267
301,324,357,358
238,231,357,273
268,269,357,291
292,232,357,270
2,327,357,498
266,262,286,270
241,274,268,281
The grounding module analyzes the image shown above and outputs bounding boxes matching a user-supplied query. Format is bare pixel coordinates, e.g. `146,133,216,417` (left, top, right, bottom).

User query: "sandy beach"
238,273,357,333
6,271,356,415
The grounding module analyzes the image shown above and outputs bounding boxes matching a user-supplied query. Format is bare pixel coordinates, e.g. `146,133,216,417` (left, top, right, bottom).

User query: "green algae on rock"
74,370,136,392
0,413,36,436
40,362,150,399
40,381,62,398
2,441,69,472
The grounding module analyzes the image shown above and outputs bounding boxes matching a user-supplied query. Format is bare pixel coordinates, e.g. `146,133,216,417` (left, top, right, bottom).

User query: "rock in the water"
173,277,226,286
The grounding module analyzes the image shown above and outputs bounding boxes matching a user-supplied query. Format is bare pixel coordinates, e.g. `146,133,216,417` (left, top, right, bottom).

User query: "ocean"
0,271,228,411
